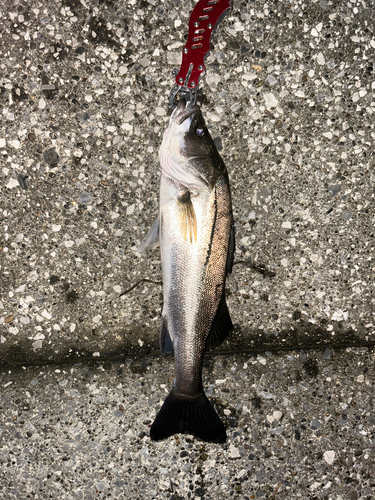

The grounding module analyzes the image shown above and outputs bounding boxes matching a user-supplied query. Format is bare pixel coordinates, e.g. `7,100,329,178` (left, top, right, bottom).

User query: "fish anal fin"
150,390,226,443
205,293,233,352
160,316,174,356
178,191,197,244
138,215,160,253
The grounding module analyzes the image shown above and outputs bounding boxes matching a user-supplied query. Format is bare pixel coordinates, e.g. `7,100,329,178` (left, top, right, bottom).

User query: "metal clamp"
169,0,232,107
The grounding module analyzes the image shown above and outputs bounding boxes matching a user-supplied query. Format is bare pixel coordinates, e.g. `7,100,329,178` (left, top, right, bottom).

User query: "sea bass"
140,98,234,443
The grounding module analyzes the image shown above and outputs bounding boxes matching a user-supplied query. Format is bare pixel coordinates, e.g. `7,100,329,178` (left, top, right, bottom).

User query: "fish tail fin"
150,390,226,443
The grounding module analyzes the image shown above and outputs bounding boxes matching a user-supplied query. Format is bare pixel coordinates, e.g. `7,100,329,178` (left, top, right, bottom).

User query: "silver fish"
140,99,234,443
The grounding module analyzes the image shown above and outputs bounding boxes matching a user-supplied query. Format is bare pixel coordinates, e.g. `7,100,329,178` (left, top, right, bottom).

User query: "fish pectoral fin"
160,316,174,356
138,215,160,253
150,390,226,443
178,191,197,244
205,292,233,352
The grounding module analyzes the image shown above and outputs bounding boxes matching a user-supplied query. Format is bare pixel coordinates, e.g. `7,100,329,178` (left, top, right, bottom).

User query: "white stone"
215,379,226,385
167,51,181,65
92,315,102,324
323,450,335,465
6,178,19,189
155,107,166,116
119,65,127,75
52,224,61,232
126,204,135,215
206,112,220,122
32,340,43,351
113,285,121,293
331,310,345,321
317,53,325,65
0,138,5,148
242,71,257,81
282,221,291,229
273,410,283,421
41,310,51,320
281,258,288,267
9,139,20,149
65,240,74,248
229,444,241,459
39,98,46,109
206,73,221,91
263,92,278,108
310,482,321,490
122,110,134,122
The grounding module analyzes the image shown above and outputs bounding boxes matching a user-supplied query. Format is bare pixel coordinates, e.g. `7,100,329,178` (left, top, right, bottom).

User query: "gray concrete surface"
1,1,375,365
1,2,375,499
1,347,374,499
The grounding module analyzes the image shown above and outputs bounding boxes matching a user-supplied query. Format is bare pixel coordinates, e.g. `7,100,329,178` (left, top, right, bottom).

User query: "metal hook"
169,85,199,109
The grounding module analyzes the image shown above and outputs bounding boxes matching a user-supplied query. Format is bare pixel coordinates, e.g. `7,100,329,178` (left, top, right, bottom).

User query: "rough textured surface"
1,0,374,365
1,348,374,499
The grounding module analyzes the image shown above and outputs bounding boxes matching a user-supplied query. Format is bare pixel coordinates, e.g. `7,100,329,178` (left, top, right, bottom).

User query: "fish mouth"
173,98,200,126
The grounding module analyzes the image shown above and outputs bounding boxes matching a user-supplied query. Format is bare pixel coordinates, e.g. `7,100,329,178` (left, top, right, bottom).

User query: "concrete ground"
1,0,375,498
0,347,374,499
1,0,374,365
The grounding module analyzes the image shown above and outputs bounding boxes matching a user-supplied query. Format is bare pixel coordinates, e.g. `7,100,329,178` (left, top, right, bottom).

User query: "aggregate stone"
323,348,333,359
43,147,60,166
0,0,374,369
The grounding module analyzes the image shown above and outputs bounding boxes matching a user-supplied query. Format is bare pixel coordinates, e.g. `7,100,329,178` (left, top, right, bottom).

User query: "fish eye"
195,127,206,137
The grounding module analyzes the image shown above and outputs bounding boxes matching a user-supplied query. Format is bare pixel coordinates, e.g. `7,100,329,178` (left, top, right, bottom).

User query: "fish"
139,98,235,443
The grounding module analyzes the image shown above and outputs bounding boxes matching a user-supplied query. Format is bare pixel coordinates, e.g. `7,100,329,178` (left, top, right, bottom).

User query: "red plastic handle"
175,0,232,89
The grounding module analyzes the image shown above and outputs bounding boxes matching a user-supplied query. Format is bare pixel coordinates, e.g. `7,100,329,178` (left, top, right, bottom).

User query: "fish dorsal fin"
178,191,197,244
160,316,174,356
138,215,160,253
205,292,233,352
226,219,235,275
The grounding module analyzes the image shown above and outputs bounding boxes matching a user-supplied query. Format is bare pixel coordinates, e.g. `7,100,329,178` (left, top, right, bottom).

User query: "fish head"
159,99,222,192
